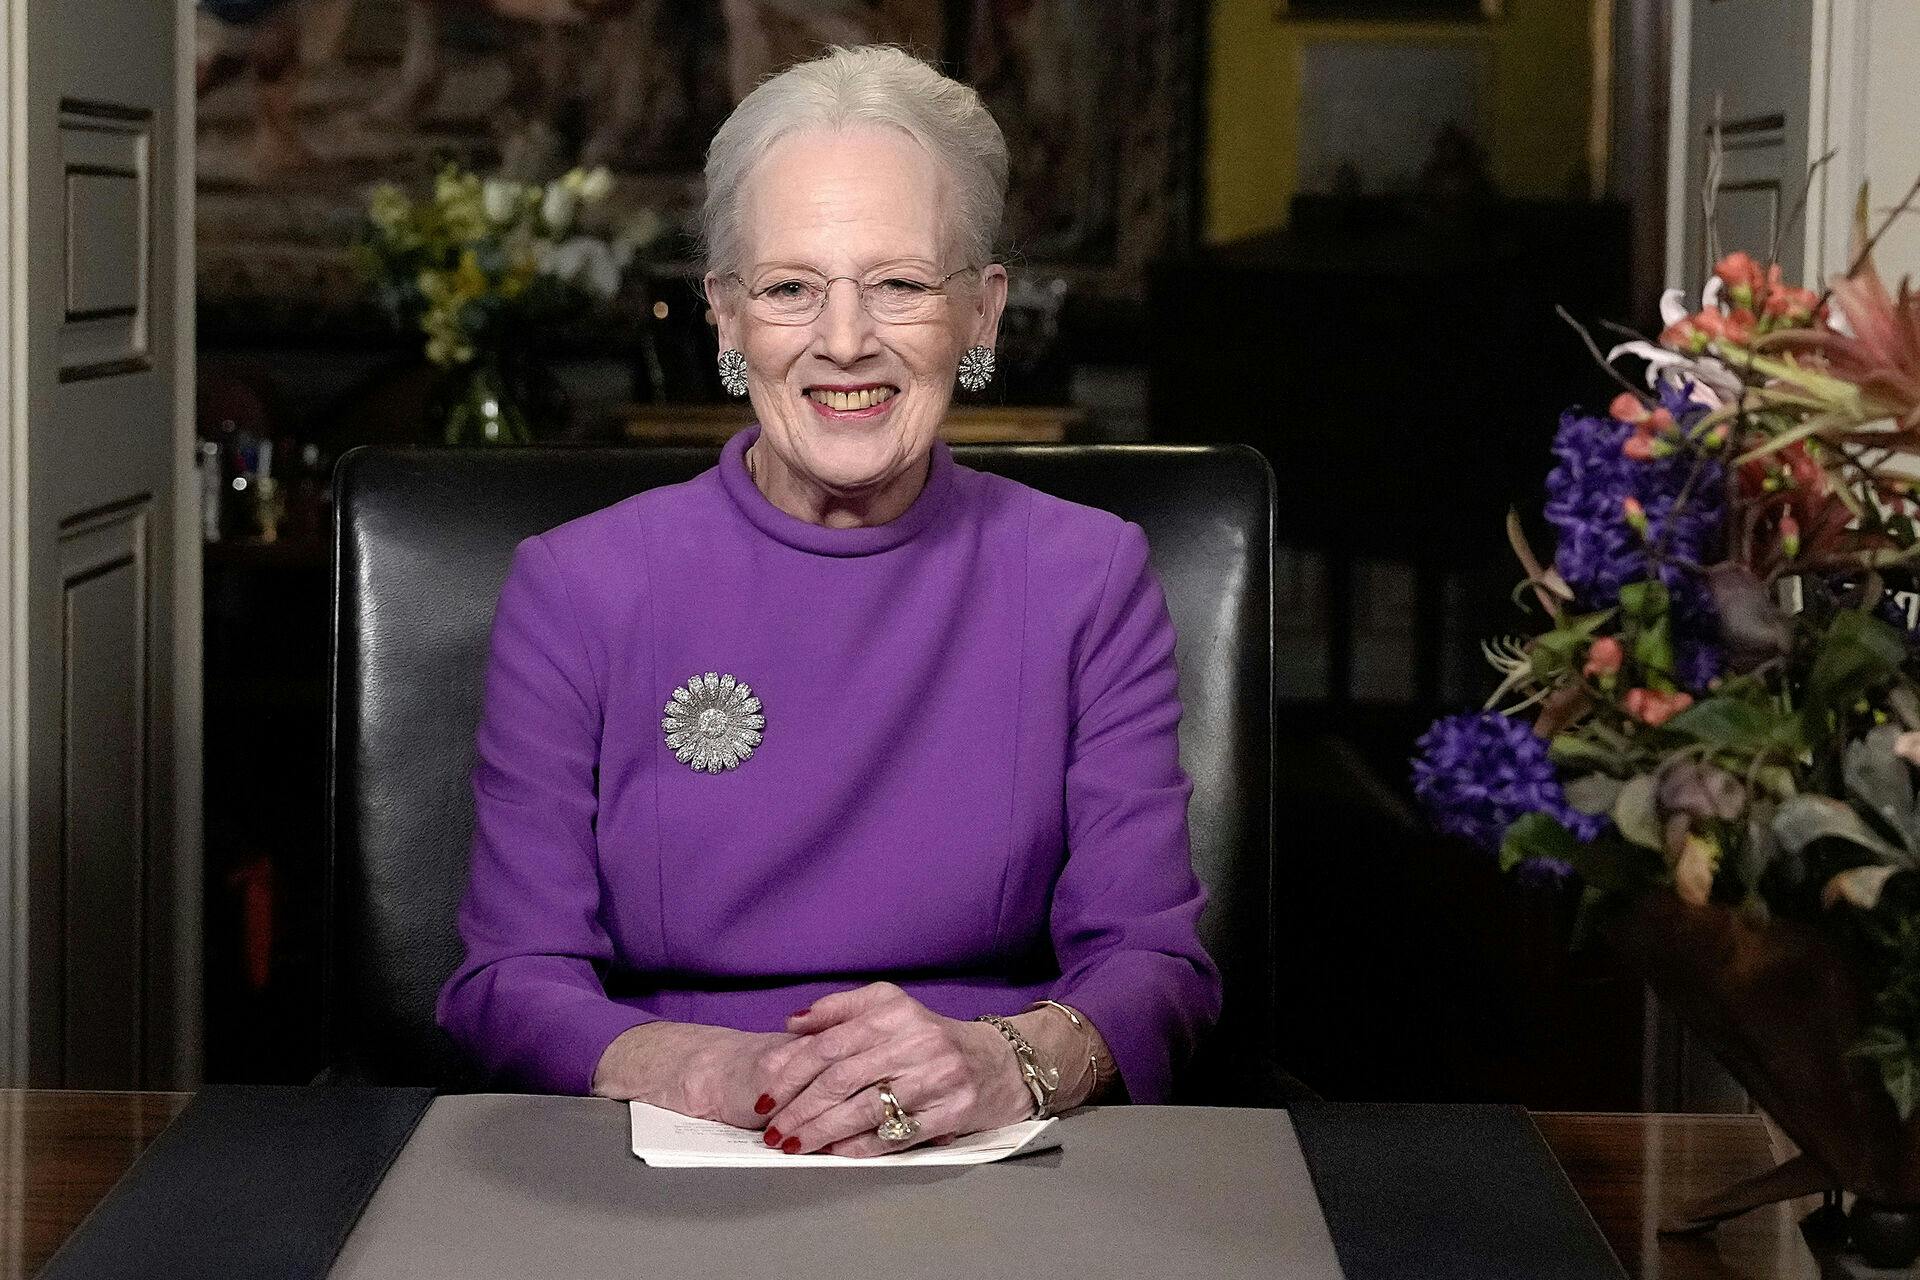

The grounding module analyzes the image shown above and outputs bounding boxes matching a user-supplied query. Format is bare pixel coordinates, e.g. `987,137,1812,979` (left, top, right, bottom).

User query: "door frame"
1805,0,1864,286
2,0,23,1089
167,0,204,1091
0,0,202,1088
1659,0,1692,298
1805,0,1920,287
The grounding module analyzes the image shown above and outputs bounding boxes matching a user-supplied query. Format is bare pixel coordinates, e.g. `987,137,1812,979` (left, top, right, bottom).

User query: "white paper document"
628,1101,1061,1168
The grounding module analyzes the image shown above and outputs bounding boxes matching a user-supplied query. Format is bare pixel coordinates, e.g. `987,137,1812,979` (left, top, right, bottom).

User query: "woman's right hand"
590,1021,797,1129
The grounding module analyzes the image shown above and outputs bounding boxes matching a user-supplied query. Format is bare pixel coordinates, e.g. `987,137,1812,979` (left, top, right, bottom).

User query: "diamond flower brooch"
662,672,764,772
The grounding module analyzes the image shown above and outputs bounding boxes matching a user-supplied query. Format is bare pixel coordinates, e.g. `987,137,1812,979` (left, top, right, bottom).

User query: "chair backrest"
327,444,1275,1099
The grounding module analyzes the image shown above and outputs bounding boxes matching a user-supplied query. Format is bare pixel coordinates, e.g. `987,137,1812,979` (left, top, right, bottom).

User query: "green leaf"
1772,794,1911,865
1844,725,1919,856
1618,580,1671,618
1825,865,1901,910
1611,774,1664,851
1805,611,1907,736
1852,1026,1911,1061
1499,812,1581,874
1533,611,1617,658
1532,613,1619,680
1529,646,1573,681
1731,412,1846,466
1633,616,1675,685
1568,885,1611,952
1615,580,1678,685
1881,1052,1916,1121
1549,735,1626,774
1663,697,1781,752
1563,773,1625,816
1563,838,1666,893
1852,1028,1920,1118
1725,799,1779,896
1535,634,1578,662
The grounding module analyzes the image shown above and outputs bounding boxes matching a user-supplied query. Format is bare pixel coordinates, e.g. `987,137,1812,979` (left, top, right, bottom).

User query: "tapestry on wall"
194,0,1201,334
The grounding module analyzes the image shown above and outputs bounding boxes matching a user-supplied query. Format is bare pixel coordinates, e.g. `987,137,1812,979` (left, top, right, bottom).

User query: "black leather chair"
326,444,1287,1103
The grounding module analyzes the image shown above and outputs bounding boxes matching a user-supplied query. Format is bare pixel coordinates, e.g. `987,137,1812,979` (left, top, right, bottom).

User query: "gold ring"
874,1081,920,1142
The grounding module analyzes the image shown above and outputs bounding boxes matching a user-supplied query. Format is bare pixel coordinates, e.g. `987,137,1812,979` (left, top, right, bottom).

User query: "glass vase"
1604,893,1920,1265
434,355,535,447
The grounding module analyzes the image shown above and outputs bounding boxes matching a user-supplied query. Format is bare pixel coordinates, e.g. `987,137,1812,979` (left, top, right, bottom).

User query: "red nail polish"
790,1006,812,1018
763,1127,782,1147
755,1094,775,1115
781,1136,801,1154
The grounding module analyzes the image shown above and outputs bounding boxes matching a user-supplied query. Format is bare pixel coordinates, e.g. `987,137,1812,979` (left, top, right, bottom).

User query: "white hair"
700,45,1009,275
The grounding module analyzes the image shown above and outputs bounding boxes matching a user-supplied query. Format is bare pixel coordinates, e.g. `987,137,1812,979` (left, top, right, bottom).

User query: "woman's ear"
704,272,738,351
970,263,1010,351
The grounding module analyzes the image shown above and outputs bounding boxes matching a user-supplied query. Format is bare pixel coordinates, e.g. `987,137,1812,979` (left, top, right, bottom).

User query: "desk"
2,1091,1817,1279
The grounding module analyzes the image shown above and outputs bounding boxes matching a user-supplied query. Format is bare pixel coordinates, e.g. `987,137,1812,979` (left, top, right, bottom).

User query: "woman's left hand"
760,983,1032,1157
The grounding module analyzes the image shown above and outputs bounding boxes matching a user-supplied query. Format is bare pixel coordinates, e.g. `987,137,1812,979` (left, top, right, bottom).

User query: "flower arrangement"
1412,183,1920,1120
354,163,663,443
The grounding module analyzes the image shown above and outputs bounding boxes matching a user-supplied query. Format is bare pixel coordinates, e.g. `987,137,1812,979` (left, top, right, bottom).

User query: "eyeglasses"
726,265,980,326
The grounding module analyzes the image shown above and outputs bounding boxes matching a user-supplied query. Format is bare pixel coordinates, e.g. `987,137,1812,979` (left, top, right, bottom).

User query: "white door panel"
6,0,198,1088
1676,0,1814,294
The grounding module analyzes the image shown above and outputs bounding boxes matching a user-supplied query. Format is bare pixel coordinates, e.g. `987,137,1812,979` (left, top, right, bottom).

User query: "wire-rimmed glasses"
725,265,980,326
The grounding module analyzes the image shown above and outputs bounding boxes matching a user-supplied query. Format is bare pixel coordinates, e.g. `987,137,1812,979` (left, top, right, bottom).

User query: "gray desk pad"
330,1095,1346,1279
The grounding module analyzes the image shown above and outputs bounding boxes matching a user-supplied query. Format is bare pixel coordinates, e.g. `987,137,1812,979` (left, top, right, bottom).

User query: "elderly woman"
437,45,1220,1157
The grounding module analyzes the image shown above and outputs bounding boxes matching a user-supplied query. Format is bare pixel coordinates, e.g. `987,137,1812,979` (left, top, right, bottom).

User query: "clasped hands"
592,982,1042,1157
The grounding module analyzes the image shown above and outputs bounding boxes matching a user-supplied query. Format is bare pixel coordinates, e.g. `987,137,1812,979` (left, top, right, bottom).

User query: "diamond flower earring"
718,349,749,397
958,345,995,393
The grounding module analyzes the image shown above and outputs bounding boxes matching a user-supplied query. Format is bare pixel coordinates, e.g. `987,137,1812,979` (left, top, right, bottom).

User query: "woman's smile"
701,113,1010,526
804,382,900,421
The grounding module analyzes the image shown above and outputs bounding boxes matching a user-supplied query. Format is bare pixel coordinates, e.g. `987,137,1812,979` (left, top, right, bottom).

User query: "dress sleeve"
435,534,657,1094
1047,521,1224,1104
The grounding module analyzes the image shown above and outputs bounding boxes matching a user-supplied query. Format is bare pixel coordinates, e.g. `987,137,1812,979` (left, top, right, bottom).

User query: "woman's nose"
813,278,878,364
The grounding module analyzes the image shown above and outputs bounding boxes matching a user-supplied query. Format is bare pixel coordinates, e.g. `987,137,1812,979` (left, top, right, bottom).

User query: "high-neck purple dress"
437,425,1222,1102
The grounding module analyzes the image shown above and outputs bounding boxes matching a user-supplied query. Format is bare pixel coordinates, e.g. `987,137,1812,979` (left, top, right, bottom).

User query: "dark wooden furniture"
1547,1113,1819,1280
1147,198,1650,1112
2,1090,190,1278
5,1090,1819,1280
201,536,331,1084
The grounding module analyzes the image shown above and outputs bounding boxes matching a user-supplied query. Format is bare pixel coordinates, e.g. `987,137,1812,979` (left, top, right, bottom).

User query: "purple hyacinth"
1672,629,1726,692
1411,712,1607,879
1544,402,1726,691
1657,375,1709,423
1875,589,1920,655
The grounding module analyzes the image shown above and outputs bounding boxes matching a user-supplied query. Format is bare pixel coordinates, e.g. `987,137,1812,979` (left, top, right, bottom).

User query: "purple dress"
436,426,1222,1101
